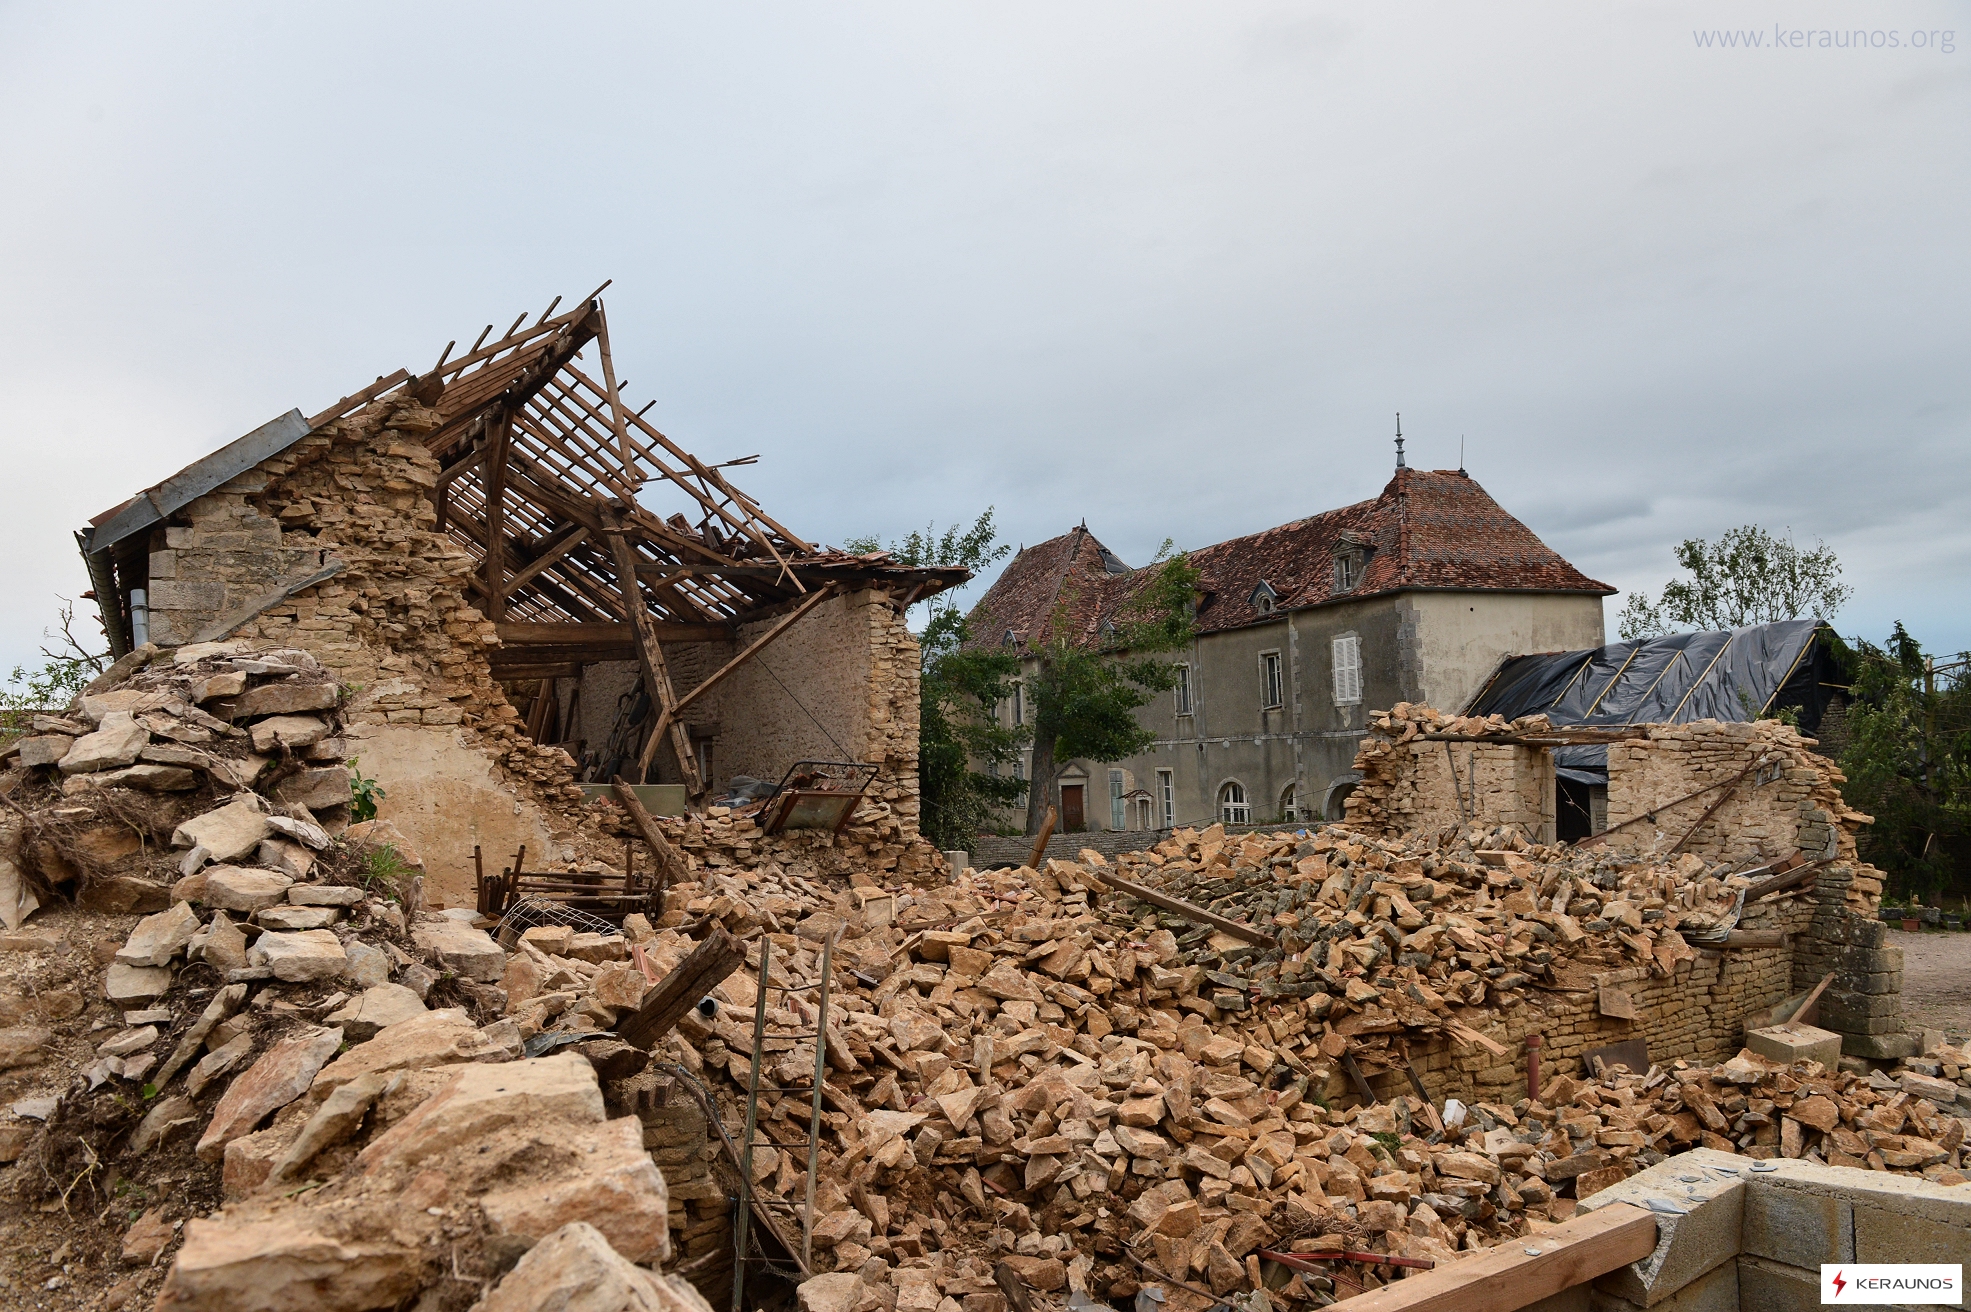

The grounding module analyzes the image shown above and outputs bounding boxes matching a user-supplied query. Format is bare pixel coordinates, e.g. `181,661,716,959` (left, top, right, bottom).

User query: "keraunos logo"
1821,1264,1963,1304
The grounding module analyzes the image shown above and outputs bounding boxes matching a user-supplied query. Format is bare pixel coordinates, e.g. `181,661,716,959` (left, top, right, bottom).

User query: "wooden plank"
634,584,837,779
496,621,732,645
1721,929,1788,949
617,922,746,1050
611,780,688,916
502,525,591,596
600,500,704,797
1331,1201,1656,1312
1098,873,1278,949
591,305,640,484
305,368,414,428
1745,857,1827,904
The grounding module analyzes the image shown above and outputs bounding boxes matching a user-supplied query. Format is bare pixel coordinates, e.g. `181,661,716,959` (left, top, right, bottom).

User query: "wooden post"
611,778,688,917
598,501,703,797
1027,804,1057,870
1097,873,1280,949
483,406,513,621
617,923,747,1050
635,583,836,781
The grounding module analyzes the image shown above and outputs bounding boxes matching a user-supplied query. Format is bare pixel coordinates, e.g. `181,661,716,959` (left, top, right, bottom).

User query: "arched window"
1280,783,1302,824
1219,781,1250,825
1324,780,1357,822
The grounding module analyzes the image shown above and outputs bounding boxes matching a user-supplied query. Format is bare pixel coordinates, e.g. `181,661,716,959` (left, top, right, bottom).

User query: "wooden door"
1060,783,1084,832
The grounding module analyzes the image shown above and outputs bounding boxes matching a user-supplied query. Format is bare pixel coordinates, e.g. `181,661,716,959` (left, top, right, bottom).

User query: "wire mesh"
494,895,624,947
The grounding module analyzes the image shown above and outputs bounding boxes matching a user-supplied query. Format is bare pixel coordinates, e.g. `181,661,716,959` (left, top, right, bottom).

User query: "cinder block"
1742,1178,1851,1266
1745,1024,1843,1069
1581,1148,1749,1306
1854,1204,1971,1264
1735,1254,1819,1312
1746,1159,1971,1267
1841,1031,1922,1059
1590,1258,1737,1312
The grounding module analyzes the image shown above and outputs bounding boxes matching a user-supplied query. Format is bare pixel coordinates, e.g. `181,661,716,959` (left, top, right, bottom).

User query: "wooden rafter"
599,499,704,797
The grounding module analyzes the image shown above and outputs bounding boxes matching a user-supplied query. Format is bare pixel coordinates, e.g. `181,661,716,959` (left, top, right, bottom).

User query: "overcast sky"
2,2,1965,677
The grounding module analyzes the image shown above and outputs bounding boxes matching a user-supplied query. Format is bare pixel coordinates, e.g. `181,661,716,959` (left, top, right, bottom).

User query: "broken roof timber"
77,289,966,658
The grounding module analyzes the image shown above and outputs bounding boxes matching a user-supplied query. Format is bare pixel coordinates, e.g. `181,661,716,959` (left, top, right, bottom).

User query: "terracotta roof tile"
968,470,1611,647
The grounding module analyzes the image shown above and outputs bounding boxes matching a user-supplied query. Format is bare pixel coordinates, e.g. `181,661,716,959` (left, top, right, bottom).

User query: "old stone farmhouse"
969,461,1612,833
74,292,960,900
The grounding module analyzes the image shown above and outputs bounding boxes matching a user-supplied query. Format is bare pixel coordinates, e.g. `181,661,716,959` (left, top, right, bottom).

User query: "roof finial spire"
1394,412,1406,469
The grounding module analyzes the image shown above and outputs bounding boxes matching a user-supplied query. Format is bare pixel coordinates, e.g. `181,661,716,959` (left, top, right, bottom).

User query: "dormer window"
1248,580,1280,616
1334,555,1359,592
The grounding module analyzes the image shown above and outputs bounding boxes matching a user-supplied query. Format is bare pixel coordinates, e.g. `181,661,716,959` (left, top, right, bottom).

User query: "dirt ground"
1890,925,1971,1045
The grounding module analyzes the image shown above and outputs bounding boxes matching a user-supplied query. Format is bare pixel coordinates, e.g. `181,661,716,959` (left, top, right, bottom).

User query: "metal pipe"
1525,1033,1542,1103
129,588,149,647
803,927,842,1272
733,944,772,1312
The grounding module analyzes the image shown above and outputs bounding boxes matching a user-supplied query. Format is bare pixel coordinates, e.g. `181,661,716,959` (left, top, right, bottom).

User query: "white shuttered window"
1332,635,1362,705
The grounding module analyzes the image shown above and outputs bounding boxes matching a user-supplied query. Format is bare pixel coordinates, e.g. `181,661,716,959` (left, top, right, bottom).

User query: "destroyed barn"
0,292,1965,1312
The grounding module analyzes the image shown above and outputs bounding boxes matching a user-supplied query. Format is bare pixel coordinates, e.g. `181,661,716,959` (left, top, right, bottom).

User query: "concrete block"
1734,1255,1819,1312
1580,1148,1749,1307
1743,1159,1971,1267
1524,1288,1590,1312
1745,1024,1842,1069
1842,1031,1922,1059
1742,1177,1851,1266
1590,1259,1737,1312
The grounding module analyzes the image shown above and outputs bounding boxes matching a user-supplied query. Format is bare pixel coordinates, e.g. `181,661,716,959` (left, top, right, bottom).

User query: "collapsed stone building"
73,292,963,904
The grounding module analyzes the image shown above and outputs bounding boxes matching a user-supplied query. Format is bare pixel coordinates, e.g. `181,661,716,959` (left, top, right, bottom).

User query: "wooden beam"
483,408,513,622
496,621,731,645
1097,873,1279,949
502,525,590,597
611,780,688,916
634,584,837,780
306,368,413,429
600,501,704,797
485,662,585,681
617,922,746,1050
592,304,640,483
1334,1201,1657,1312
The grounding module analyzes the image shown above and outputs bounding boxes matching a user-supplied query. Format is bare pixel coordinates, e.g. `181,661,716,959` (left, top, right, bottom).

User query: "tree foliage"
1618,525,1851,640
1021,543,1199,835
0,599,108,738
1838,623,1971,903
845,511,1027,851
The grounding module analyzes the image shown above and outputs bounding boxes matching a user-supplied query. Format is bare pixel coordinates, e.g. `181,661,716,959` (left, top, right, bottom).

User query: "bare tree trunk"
1024,730,1058,836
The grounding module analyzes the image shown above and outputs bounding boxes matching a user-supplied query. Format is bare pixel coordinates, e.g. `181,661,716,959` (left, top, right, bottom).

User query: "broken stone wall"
1347,739,1556,841
132,399,592,904
718,589,922,832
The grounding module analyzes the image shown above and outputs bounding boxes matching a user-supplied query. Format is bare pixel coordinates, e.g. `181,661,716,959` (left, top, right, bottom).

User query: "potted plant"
1902,897,1922,933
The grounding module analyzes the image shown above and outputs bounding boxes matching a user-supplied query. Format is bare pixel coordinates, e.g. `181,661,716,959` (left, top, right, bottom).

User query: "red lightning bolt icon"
1831,1270,1847,1297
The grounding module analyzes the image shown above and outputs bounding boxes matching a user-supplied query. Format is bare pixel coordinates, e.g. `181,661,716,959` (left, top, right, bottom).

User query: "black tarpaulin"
1465,619,1829,782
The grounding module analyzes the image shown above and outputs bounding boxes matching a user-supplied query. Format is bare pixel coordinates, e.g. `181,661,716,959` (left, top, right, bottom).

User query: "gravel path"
1890,925,1971,1044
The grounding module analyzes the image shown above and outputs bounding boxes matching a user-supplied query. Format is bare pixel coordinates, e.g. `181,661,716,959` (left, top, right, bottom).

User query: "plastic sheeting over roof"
1465,619,1829,782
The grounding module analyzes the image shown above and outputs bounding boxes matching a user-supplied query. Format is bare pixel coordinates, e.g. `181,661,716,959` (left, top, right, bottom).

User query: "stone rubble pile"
4,657,1966,1312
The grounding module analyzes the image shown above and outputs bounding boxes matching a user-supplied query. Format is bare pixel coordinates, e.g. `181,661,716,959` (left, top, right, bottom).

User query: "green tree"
1618,524,1850,640
845,511,1028,850
1,599,108,739
1838,624,1971,903
1018,544,1199,836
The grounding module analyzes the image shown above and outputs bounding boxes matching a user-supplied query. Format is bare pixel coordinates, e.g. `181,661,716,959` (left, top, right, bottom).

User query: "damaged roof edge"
81,408,313,558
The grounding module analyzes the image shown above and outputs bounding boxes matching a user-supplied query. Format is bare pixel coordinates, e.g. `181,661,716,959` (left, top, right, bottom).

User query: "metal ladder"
732,927,843,1312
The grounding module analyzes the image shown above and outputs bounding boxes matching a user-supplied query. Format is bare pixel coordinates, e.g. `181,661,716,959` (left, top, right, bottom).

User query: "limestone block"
309,1008,503,1095
412,918,506,982
477,1116,672,1263
93,764,201,792
326,984,427,1041
228,680,339,719
1733,1254,1819,1312
155,1214,420,1312
116,901,203,968
18,735,74,767
1739,1159,1971,1266
342,940,390,989
256,838,315,881
189,912,250,971
195,1026,343,1162
249,715,331,753
105,962,174,1004
287,884,364,906
272,767,352,812
249,929,348,982
1588,1256,1738,1312
1744,1024,1842,1069
204,866,295,912
59,712,150,774
257,905,342,931
1742,1175,1851,1266
173,799,274,863
476,1221,710,1312
356,1051,604,1168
